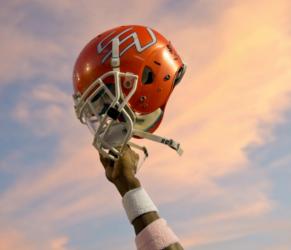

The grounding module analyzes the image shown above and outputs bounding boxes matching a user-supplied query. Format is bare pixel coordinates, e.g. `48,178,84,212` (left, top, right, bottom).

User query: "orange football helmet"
72,25,186,162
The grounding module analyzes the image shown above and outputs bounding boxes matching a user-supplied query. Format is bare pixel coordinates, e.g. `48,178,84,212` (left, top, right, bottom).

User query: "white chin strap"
126,130,183,172
132,129,184,156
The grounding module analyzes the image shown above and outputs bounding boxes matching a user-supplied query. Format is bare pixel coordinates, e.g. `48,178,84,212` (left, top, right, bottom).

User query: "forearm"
114,177,160,234
132,211,160,234
115,178,184,250
100,148,184,249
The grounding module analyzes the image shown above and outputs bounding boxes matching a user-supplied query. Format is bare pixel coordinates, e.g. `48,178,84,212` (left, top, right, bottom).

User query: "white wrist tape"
122,187,158,223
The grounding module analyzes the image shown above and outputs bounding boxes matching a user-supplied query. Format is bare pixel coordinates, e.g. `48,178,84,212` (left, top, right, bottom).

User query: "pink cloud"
187,194,273,226
12,84,72,136
0,230,36,250
0,25,63,85
142,0,291,180
1,0,291,249
0,0,170,87
0,230,72,250
180,217,291,248
50,236,70,250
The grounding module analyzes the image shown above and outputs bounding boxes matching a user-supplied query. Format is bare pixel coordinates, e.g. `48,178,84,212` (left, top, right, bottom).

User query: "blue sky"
0,0,291,249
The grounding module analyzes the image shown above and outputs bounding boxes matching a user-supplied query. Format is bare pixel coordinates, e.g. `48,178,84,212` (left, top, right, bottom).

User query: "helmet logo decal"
97,27,157,64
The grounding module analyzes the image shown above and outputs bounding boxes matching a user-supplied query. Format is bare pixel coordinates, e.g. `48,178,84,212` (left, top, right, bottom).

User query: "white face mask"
74,69,138,160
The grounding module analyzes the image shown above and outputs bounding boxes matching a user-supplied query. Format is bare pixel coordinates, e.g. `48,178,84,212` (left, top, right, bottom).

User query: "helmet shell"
73,25,184,116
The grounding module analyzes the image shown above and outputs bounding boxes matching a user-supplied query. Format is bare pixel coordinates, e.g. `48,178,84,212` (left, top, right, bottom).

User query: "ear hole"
142,66,154,84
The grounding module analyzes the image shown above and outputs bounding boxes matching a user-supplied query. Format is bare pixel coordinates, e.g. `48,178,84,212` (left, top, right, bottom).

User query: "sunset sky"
0,0,291,249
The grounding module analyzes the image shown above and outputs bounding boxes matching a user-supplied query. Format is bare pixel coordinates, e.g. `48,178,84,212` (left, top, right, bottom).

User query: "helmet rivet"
123,80,133,89
139,96,147,102
164,74,170,81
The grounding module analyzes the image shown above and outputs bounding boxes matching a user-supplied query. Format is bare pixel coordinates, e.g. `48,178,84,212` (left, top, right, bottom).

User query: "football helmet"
72,25,186,163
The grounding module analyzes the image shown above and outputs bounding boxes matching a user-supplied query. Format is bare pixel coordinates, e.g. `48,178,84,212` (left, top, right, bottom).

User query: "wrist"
114,177,141,197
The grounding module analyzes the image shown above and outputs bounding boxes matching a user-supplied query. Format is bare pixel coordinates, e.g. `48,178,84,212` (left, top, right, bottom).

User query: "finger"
111,145,129,179
112,157,122,179
133,152,139,174
99,153,114,168
124,143,132,152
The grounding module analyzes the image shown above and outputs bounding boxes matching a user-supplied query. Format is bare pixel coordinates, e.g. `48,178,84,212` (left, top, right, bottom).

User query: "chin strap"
132,129,184,156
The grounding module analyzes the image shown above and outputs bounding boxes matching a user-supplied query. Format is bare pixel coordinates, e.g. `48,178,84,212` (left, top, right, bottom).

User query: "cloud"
12,84,72,136
0,230,35,250
0,230,72,250
0,21,64,85
50,236,69,250
180,217,291,249
1,0,291,249
265,245,291,250
0,0,170,88
142,0,291,179
136,0,291,247
2,84,122,231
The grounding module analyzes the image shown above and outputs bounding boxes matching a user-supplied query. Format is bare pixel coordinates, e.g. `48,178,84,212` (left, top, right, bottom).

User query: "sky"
0,0,291,249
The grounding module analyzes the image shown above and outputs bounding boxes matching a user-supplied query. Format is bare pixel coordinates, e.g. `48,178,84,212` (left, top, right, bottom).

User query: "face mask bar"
74,70,138,160
73,38,183,169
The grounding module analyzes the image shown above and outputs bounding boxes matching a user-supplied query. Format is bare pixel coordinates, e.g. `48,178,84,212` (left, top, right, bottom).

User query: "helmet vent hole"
174,64,186,87
142,66,154,84
154,61,161,66
164,74,170,81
